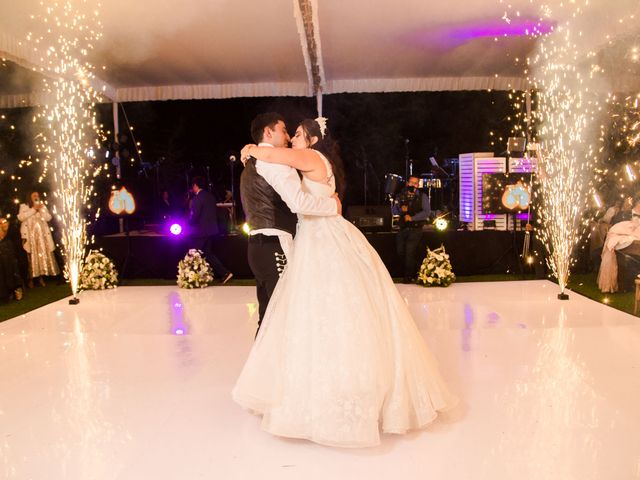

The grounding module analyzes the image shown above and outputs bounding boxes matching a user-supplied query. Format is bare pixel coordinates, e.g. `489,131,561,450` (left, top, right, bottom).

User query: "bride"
232,118,456,448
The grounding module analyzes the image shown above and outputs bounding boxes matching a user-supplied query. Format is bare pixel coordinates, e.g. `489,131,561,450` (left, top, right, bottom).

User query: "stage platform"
95,229,531,279
1,281,638,479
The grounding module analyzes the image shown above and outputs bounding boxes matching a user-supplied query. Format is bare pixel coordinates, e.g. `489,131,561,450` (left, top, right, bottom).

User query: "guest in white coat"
17,191,60,287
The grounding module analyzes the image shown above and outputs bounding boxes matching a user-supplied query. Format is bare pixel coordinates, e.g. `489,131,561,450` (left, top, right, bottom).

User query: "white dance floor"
1,280,639,479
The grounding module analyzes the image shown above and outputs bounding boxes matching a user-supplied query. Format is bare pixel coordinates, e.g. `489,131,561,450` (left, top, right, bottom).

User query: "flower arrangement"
78,250,118,290
417,245,455,287
177,249,213,288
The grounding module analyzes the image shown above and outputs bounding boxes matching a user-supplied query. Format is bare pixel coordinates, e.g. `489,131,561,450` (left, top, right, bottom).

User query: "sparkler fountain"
501,0,639,298
31,0,104,304
531,21,601,299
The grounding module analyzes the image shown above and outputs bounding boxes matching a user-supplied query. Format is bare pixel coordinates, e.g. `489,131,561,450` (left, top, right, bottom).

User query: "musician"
392,176,431,283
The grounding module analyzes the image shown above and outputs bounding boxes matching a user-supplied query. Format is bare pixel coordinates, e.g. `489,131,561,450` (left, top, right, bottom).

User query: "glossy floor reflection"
1,281,639,479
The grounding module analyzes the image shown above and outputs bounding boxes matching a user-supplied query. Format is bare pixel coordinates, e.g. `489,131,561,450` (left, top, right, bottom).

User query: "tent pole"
316,90,323,118
113,102,124,233
113,102,121,179
525,90,532,144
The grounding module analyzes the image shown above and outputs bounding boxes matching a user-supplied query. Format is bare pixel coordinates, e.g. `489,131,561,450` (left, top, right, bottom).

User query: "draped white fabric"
326,76,531,94
112,77,530,103
114,82,311,103
0,76,538,109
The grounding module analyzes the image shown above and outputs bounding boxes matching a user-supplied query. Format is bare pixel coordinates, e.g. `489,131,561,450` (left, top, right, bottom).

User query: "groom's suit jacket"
240,158,298,236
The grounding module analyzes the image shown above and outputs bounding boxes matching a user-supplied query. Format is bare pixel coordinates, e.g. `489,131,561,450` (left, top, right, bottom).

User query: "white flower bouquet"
417,245,456,287
177,249,213,289
78,250,119,290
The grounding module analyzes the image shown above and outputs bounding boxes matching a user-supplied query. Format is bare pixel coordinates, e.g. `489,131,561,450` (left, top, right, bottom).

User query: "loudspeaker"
346,205,391,232
507,137,526,156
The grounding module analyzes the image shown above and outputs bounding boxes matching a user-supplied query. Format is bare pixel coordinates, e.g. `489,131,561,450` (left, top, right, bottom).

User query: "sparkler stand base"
557,293,569,300
69,297,80,305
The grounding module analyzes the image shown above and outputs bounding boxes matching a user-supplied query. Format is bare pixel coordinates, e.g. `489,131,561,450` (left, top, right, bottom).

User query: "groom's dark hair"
251,112,285,144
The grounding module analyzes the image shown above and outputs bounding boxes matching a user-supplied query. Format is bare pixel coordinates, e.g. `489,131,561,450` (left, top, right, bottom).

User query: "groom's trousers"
247,234,287,333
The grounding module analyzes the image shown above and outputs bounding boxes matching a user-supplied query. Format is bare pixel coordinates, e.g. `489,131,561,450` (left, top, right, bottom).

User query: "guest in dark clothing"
158,190,173,221
393,176,431,283
0,217,23,301
189,177,233,284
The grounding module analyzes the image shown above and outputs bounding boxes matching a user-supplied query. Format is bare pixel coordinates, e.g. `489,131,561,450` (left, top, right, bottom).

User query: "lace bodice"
301,151,335,198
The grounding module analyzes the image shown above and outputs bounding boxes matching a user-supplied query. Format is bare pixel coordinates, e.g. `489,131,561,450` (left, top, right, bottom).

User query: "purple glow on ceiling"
448,18,554,41
405,17,555,47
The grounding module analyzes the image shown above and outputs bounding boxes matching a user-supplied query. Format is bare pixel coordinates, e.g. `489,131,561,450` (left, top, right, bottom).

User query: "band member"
393,176,431,283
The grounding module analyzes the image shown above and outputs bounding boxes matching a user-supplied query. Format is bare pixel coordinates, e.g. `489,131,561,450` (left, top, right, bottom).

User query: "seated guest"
611,195,633,225
0,217,23,301
591,198,622,269
602,198,622,224
598,196,640,292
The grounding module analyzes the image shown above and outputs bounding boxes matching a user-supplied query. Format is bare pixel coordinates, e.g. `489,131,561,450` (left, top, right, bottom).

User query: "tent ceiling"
0,0,636,107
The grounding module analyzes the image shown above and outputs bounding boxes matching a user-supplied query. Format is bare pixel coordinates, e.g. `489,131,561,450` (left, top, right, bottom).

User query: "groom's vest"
240,157,298,236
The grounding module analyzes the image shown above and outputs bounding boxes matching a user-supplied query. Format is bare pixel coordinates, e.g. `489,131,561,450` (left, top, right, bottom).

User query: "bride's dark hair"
299,118,346,199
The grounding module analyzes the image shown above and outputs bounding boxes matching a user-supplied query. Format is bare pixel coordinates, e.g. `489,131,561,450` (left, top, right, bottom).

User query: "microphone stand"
206,165,213,192
229,155,238,233
363,151,368,207
404,138,410,180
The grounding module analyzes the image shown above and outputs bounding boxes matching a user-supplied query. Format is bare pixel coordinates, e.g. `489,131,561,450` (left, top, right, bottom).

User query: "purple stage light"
170,223,183,235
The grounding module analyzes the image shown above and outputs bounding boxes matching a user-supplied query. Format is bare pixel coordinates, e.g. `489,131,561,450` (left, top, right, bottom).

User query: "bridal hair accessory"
315,116,328,138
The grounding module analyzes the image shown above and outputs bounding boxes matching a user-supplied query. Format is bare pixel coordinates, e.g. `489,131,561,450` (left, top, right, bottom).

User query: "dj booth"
96,229,528,280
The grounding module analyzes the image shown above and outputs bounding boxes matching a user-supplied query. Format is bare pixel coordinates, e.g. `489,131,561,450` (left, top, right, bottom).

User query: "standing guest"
17,191,60,288
393,176,431,283
158,190,177,221
0,216,23,301
189,176,233,284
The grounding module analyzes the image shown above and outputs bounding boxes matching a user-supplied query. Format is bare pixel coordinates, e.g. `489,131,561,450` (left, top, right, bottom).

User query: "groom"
240,112,340,333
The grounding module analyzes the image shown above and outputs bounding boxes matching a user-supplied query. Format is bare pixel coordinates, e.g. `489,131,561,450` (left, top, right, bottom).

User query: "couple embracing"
233,113,456,448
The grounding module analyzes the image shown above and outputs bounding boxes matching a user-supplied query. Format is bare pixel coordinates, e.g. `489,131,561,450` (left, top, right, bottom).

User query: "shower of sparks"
532,20,602,294
29,0,105,297
591,92,640,203
500,0,638,294
606,93,640,149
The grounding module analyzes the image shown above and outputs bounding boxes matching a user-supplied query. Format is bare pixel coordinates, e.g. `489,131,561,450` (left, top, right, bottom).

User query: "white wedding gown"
232,153,456,448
